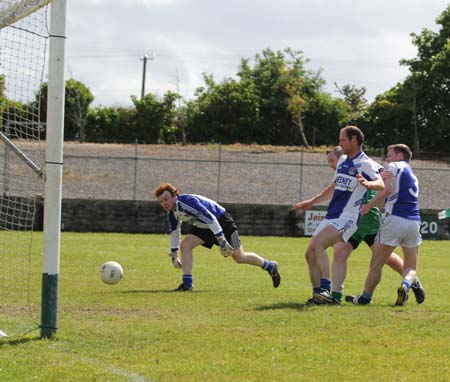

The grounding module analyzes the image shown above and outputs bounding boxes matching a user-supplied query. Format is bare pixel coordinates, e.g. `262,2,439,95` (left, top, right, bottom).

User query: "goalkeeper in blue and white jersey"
154,182,281,291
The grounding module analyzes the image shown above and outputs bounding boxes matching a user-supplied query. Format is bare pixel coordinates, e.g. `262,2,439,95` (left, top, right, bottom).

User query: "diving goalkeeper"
154,182,281,291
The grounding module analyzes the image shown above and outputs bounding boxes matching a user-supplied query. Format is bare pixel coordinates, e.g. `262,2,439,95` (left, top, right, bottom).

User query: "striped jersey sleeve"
176,194,225,236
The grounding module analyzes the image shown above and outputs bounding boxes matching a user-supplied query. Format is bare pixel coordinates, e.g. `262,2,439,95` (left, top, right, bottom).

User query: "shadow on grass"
0,335,45,347
254,302,306,311
118,289,208,294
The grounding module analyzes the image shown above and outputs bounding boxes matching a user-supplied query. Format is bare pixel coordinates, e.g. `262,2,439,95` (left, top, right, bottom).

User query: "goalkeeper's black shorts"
188,211,241,250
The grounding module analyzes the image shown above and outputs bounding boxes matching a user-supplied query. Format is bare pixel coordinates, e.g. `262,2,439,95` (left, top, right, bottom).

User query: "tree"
398,4,450,152
238,48,317,146
334,83,368,123
185,74,261,143
302,93,351,147
1,74,36,139
0,75,5,106
131,91,180,143
185,48,339,146
85,105,135,142
363,5,450,153
36,78,94,141
364,84,414,149
0,75,6,130
65,79,94,142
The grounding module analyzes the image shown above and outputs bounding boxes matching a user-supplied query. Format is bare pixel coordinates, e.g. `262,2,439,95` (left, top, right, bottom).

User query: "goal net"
0,0,50,337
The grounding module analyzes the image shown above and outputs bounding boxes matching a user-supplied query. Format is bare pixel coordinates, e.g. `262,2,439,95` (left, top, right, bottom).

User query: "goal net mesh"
0,0,50,337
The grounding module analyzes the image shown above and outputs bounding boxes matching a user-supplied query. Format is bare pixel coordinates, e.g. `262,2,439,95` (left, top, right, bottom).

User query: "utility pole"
410,76,421,153
140,53,155,100
413,92,419,152
176,67,183,113
175,67,187,145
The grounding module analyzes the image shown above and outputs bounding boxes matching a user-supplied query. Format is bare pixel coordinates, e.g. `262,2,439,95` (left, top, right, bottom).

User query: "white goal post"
41,0,66,339
0,0,66,339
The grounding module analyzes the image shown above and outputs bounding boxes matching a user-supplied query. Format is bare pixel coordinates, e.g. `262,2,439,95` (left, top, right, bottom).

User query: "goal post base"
40,273,58,338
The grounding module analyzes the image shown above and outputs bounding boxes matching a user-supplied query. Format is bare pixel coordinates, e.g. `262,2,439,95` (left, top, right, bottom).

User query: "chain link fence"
3,141,450,210
61,143,450,210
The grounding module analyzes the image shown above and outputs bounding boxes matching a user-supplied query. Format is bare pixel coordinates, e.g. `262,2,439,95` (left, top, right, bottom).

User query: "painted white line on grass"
80,356,153,382
111,368,150,382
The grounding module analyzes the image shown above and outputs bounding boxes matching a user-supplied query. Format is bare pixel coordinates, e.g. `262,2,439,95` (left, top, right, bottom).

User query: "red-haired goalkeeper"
154,182,281,291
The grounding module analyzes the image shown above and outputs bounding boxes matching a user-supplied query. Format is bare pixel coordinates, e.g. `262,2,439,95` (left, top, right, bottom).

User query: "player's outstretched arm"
360,176,395,215
292,183,335,211
356,174,385,191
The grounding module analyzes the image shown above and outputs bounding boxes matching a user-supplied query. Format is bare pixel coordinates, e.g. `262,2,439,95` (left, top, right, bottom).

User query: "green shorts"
349,208,381,249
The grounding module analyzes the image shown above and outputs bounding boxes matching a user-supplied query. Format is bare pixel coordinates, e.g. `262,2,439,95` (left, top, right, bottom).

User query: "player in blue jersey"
294,146,412,305
154,182,281,291
294,126,385,304
347,144,423,305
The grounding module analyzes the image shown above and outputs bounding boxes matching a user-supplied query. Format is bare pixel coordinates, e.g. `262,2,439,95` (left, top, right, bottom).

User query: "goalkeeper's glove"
169,251,182,268
217,235,234,257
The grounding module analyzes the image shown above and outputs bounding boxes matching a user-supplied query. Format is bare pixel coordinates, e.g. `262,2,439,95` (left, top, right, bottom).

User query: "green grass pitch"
1,232,449,381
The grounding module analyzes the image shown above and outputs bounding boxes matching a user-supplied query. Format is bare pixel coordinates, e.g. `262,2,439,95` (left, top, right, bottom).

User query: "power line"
67,48,402,69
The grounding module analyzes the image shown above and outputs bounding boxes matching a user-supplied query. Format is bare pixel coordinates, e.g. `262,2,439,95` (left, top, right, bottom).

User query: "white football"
99,261,123,285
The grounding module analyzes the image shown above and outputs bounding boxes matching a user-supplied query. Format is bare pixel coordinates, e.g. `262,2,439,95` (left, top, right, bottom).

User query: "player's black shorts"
188,211,241,249
348,233,377,250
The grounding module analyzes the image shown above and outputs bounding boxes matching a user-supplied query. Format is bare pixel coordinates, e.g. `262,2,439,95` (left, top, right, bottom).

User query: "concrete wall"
28,198,450,239
56,199,300,237
12,196,446,239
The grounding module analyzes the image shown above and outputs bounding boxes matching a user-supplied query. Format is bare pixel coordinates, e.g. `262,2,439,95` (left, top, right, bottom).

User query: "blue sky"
66,0,449,106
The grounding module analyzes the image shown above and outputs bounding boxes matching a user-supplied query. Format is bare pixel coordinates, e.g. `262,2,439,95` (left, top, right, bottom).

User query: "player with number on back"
347,144,424,306
293,146,425,305
154,182,281,291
